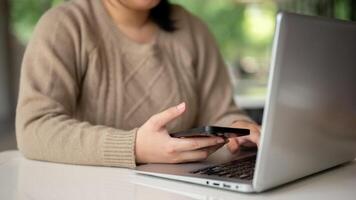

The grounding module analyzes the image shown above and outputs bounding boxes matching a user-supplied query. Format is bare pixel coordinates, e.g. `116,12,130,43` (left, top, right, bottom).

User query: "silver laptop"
135,12,356,193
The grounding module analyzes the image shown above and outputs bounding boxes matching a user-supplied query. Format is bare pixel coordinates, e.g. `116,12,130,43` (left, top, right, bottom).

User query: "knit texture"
16,0,251,168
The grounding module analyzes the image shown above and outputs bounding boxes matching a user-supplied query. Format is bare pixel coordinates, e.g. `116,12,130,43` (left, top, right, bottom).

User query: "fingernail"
176,102,185,111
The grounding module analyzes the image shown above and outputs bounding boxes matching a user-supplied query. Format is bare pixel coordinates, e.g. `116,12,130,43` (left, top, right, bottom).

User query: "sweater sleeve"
16,7,137,168
189,14,253,127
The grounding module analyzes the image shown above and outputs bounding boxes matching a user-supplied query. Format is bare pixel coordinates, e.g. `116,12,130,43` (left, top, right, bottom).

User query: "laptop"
135,12,356,193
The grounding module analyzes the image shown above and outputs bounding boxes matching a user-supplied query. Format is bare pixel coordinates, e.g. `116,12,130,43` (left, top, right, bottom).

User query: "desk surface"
1,151,356,200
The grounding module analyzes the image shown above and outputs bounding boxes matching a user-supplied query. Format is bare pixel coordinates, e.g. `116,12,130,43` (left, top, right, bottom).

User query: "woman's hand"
227,120,261,154
135,102,226,164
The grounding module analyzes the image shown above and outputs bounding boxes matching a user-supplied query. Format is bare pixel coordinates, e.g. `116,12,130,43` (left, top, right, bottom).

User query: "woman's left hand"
227,120,261,154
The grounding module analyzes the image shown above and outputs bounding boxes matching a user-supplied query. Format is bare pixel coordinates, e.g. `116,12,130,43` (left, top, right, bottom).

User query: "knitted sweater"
16,0,250,168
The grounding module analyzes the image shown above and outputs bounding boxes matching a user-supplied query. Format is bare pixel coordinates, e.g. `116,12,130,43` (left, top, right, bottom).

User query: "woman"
16,0,260,168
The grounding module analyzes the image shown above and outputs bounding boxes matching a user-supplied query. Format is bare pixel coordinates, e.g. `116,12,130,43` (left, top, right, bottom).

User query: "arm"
16,8,136,168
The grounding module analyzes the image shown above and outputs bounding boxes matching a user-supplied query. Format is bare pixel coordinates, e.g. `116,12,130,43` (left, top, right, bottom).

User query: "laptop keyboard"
190,155,256,180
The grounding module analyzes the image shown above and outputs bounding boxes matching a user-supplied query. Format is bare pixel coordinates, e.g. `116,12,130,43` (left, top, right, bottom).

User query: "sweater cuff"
102,128,138,168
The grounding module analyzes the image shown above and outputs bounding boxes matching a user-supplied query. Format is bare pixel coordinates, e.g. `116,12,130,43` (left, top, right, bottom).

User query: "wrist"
134,127,144,164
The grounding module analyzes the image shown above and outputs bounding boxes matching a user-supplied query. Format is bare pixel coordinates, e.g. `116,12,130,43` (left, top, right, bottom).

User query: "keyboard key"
190,155,256,180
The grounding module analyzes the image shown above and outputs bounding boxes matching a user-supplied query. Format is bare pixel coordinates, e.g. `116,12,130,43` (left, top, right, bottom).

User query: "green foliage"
10,0,65,43
170,0,276,63
171,0,243,61
334,0,349,20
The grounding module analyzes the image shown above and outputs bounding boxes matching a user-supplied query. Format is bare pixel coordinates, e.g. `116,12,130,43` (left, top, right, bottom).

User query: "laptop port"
223,183,231,188
212,182,220,187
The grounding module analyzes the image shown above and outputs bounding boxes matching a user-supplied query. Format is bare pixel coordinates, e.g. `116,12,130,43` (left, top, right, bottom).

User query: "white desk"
1,151,356,200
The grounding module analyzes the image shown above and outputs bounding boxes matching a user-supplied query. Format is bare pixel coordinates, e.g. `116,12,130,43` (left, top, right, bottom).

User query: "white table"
1,151,356,200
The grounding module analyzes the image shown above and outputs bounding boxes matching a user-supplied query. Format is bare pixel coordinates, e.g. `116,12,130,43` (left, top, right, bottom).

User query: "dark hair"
150,0,176,32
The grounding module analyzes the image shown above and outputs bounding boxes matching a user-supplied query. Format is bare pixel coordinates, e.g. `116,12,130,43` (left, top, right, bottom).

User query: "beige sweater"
16,0,250,168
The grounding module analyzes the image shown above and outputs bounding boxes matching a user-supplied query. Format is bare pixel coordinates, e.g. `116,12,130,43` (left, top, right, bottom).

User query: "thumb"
148,102,186,130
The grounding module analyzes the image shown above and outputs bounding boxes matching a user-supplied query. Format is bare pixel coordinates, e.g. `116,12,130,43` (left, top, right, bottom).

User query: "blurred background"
1,0,355,151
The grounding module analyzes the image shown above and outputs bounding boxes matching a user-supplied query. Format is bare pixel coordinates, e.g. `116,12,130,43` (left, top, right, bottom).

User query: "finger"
206,143,225,155
175,150,210,163
200,143,225,153
237,134,260,146
231,121,261,146
227,137,240,153
171,136,226,152
148,102,186,129
242,126,260,144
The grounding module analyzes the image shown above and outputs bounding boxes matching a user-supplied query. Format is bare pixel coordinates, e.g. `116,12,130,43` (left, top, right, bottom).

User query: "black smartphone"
169,126,250,138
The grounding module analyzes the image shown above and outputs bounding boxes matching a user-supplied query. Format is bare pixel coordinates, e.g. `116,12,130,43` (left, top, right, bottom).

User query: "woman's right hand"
135,102,226,164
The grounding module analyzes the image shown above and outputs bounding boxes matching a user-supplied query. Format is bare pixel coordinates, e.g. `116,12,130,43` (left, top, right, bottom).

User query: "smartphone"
169,126,250,138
